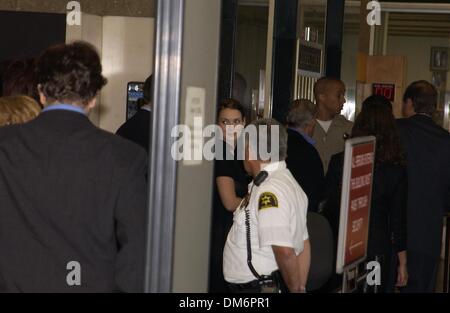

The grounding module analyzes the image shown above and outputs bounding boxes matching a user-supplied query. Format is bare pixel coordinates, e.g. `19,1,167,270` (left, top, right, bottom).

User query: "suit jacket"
312,115,353,174
397,114,450,257
0,110,148,292
286,128,325,212
116,109,151,153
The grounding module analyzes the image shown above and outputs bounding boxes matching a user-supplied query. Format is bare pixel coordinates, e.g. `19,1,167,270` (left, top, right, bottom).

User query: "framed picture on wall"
431,71,447,89
430,47,449,71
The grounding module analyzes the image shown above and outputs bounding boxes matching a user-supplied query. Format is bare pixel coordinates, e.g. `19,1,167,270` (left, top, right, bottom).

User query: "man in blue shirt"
0,41,147,292
285,99,325,213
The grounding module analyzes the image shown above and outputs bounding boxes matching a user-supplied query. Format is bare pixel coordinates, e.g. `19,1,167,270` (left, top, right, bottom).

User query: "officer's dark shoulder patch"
258,192,279,211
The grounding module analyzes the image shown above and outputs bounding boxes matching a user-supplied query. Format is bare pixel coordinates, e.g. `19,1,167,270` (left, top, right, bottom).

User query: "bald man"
312,77,353,173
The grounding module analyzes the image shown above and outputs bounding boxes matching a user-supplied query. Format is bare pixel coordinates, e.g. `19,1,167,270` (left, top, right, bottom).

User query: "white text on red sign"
351,195,368,212
352,152,374,168
352,218,364,233
350,173,372,190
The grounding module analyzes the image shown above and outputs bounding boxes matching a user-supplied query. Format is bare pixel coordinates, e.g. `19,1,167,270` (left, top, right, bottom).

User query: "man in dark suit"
0,42,147,292
397,80,450,292
116,75,152,152
286,99,325,212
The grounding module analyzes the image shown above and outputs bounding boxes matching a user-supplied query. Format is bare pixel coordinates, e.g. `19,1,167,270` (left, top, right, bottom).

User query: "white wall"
388,35,450,129
387,35,449,86
67,14,154,133
172,0,221,293
100,16,154,133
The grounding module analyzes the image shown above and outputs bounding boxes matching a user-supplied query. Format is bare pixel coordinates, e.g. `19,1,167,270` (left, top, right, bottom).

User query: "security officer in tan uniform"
223,118,310,293
312,77,353,173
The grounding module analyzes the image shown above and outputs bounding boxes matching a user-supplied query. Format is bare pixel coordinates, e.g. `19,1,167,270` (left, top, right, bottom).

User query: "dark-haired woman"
208,98,251,292
324,95,408,292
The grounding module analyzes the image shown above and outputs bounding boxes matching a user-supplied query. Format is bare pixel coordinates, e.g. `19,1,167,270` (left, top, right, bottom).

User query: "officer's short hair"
244,118,287,162
403,80,437,115
313,77,344,100
286,99,316,129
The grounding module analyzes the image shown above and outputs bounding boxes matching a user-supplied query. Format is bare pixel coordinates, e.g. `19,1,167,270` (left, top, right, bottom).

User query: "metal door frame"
144,0,184,293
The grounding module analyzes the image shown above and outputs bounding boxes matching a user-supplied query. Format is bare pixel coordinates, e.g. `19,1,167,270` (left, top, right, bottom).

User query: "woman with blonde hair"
0,95,41,126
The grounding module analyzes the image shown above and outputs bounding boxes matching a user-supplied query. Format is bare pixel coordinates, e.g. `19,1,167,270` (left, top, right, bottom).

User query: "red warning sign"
336,137,376,274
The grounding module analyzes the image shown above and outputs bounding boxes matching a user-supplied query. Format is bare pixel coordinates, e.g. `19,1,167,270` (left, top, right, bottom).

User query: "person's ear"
407,99,415,112
37,85,47,106
402,99,414,117
85,97,97,113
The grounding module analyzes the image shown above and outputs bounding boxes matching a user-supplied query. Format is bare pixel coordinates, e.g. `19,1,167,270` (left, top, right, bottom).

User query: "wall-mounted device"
126,81,144,121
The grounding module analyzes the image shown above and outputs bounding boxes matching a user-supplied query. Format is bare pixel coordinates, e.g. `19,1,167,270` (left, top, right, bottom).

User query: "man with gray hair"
223,118,310,293
285,99,325,213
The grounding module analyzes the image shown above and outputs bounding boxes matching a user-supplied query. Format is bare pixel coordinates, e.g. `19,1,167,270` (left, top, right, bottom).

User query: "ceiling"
239,1,450,38
301,2,450,38
0,0,155,17
340,11,450,38
383,12,450,37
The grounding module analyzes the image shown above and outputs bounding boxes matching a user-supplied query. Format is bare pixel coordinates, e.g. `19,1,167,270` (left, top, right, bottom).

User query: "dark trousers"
402,251,439,293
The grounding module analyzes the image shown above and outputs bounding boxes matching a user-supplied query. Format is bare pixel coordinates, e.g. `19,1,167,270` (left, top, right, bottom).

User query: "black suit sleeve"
390,170,407,253
114,149,148,292
322,153,344,239
290,156,325,213
285,135,325,213
116,123,130,139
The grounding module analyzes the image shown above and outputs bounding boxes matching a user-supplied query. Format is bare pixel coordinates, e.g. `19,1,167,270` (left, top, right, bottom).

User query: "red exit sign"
372,83,395,101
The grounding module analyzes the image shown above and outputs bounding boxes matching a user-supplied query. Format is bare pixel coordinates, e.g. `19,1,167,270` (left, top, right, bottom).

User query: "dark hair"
36,41,107,105
403,80,437,115
217,98,246,119
2,58,39,103
143,74,153,104
352,95,404,165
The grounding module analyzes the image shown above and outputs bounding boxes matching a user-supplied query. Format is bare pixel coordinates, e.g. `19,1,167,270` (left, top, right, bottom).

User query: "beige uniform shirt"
223,161,309,284
312,115,353,173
